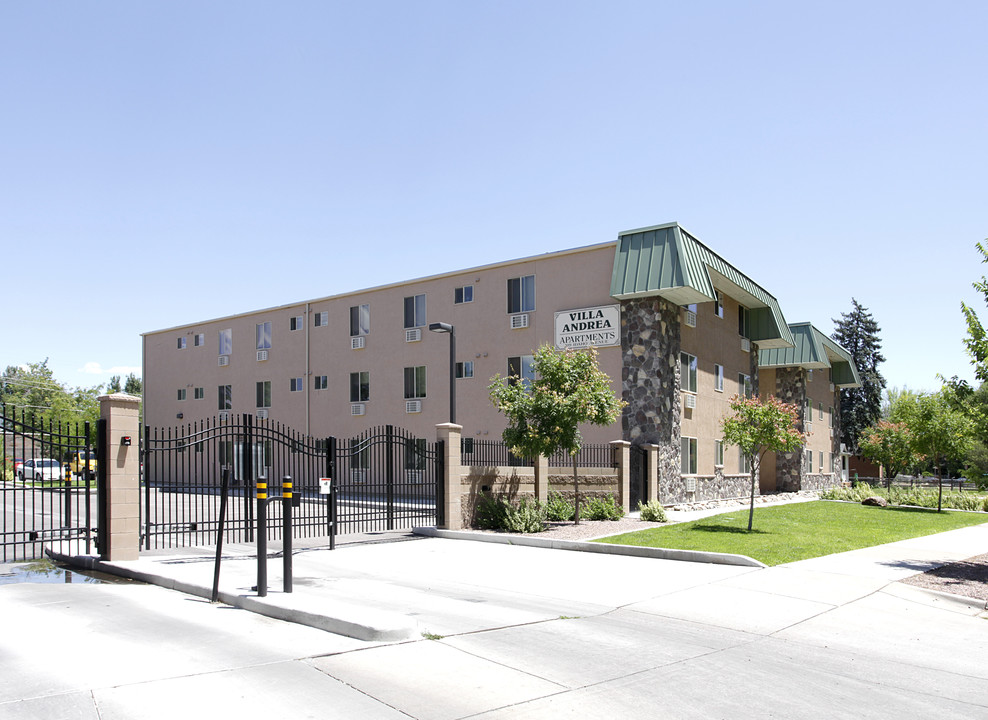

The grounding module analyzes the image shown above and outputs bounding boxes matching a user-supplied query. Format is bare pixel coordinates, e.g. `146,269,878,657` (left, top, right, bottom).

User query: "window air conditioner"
218,355,230,367
685,477,697,493
256,409,269,420
684,394,697,410
510,313,530,329
351,336,365,350
740,338,750,353
256,350,268,362
684,310,697,328
350,468,367,483
218,411,230,422
405,399,422,413
405,328,422,343
351,403,366,416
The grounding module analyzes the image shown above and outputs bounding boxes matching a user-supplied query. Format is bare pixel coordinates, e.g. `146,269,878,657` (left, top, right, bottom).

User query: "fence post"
534,454,549,505
435,423,462,530
643,444,660,503
98,393,141,561
611,440,631,514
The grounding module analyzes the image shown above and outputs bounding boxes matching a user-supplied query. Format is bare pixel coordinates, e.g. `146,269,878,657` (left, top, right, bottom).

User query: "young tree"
961,242,988,382
489,345,624,524
857,421,919,487
123,373,143,395
832,299,886,453
722,395,805,531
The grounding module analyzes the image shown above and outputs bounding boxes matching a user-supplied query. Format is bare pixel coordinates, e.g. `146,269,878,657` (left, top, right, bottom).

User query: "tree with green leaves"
857,420,919,488
961,242,988,383
832,299,886,453
722,394,805,531
489,345,624,524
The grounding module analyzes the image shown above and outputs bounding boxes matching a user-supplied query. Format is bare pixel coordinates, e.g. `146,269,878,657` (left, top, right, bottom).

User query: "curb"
47,550,420,643
885,580,988,615
413,528,766,568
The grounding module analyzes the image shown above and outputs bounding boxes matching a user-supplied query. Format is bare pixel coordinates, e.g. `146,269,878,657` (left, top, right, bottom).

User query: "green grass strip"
594,501,988,566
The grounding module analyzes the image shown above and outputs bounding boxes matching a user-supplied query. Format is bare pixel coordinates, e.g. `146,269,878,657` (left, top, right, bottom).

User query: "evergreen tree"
832,299,886,453
961,242,988,382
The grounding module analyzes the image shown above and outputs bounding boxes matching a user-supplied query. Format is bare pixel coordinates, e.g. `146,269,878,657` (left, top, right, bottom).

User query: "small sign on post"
319,478,332,495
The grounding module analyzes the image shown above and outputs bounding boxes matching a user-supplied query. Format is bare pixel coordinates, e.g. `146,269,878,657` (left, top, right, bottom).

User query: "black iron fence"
548,443,615,468
460,438,532,467
1,405,96,561
142,417,441,550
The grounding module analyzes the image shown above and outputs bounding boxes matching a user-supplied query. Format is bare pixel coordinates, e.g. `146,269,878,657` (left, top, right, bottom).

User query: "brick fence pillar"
533,454,549,504
99,393,141,561
611,440,630,513
436,423,462,530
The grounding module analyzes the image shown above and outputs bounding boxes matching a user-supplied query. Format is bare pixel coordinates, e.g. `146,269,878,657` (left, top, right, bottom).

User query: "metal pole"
256,475,267,597
282,475,293,594
448,328,456,424
212,466,230,602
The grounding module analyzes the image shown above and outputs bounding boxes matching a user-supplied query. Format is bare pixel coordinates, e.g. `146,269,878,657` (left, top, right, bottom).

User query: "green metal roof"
759,323,862,388
609,222,794,349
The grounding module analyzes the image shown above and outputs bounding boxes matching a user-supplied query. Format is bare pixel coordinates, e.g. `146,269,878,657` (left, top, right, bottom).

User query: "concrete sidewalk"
53,517,988,643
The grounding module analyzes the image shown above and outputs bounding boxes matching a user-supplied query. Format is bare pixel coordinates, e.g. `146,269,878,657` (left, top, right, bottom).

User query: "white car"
18,458,63,482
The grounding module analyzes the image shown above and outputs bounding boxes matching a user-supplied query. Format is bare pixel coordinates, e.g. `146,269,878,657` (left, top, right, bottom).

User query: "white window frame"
714,291,724,319
177,337,186,349
738,373,752,398
314,311,328,327
714,364,724,392
681,436,697,475
507,275,536,314
290,316,303,331
350,371,370,402
680,352,698,393
314,375,328,391
218,385,232,411
455,361,474,379
507,356,535,387
218,329,232,356
194,387,204,400
177,388,186,401
256,321,272,350
404,294,426,329
454,285,474,304
404,366,427,399
350,304,370,337
194,333,205,347
256,381,271,409
290,377,303,392
715,439,724,467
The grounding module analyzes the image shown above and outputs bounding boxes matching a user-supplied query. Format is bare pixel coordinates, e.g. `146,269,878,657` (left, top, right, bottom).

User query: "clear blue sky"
3,1,985,395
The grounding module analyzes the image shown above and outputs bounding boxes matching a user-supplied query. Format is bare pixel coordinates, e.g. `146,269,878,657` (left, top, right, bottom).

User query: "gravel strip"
900,553,988,603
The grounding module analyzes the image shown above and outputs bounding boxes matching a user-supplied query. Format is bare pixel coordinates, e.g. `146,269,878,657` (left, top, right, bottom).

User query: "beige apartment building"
143,221,860,496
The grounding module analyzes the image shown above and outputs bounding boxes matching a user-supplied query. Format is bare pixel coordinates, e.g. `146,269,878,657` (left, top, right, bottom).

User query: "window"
454,286,474,304
349,304,370,337
290,378,303,392
818,402,823,421
177,337,186,349
314,311,328,327
507,275,536,313
819,451,824,472
256,381,271,409
829,407,834,428
680,352,698,393
738,373,752,398
715,440,724,466
194,333,205,347
455,361,474,379
290,316,302,331
806,449,813,473
256,321,272,350
194,387,204,400
404,366,426,399
714,291,724,319
714,364,724,392
805,400,812,424
218,385,232,411
738,306,750,338
218,329,232,356
740,449,751,474
681,436,697,475
314,375,328,390
177,388,186,401
404,294,426,328
507,356,536,387
350,371,369,402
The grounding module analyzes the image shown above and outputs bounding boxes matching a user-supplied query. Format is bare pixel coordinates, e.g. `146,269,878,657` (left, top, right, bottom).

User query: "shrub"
503,498,546,533
581,494,625,521
474,494,511,530
544,491,575,521
637,499,667,522
820,485,988,513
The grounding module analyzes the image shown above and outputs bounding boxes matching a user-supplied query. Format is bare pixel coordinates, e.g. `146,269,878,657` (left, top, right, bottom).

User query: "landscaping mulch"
900,553,988,603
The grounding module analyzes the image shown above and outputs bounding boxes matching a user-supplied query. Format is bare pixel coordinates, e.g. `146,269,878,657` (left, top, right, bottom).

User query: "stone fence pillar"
436,423,462,530
533,454,549,504
99,393,141,561
643,443,660,503
611,440,630,513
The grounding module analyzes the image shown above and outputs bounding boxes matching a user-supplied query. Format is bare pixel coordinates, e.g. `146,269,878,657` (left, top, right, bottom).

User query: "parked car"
68,450,97,477
13,458,24,476
18,458,63,482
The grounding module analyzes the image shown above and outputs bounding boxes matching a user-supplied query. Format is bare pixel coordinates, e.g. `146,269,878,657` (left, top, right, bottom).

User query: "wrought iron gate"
142,417,441,550
0,404,96,561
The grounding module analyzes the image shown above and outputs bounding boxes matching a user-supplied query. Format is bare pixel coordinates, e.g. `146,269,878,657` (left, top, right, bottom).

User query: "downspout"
305,303,311,436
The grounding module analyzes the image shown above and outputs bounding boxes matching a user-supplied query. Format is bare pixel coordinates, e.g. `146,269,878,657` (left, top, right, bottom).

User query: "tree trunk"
747,459,756,532
573,455,581,525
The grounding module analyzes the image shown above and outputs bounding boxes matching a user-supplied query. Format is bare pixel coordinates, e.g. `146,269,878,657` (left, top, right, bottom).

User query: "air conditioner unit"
218,411,230,422
685,477,697,493
406,470,423,484
351,336,365,350
256,409,269,420
350,468,367,484
684,394,697,410
684,310,697,328
405,399,422,413
510,313,530,329
740,338,751,353
218,355,230,367
405,328,421,343
830,383,835,392
256,350,268,362
351,403,366,416
806,422,813,433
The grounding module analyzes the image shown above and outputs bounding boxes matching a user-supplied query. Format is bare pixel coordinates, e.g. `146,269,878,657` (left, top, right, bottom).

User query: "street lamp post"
428,322,456,424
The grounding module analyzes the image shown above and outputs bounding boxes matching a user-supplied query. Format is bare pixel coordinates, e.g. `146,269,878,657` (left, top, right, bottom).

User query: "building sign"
554,304,621,350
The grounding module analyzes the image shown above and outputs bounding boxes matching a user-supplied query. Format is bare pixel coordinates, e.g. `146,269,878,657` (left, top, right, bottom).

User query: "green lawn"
594,501,988,566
